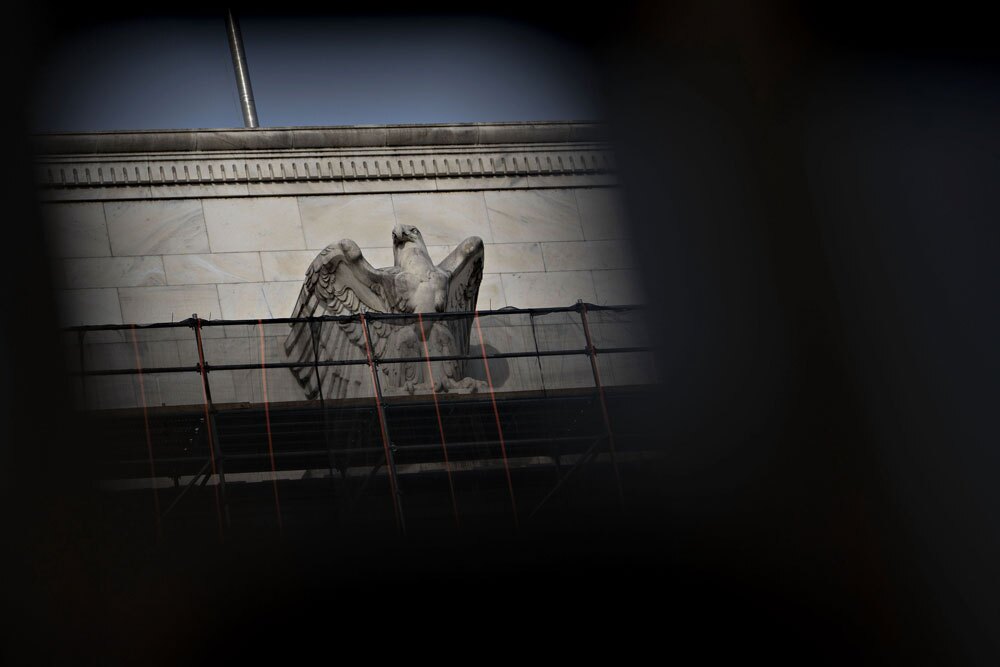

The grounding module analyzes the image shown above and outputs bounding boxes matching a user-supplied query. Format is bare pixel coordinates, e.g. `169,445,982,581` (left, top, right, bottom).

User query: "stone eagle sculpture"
283,223,486,399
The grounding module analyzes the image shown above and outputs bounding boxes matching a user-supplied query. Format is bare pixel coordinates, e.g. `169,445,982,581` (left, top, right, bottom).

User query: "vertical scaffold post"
528,311,549,397
578,301,625,510
359,312,406,536
192,314,231,535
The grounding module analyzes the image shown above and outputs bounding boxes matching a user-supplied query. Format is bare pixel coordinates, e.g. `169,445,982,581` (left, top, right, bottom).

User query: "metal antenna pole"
225,9,260,128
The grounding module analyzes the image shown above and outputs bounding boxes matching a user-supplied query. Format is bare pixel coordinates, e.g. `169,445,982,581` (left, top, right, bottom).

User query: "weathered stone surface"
473,314,535,351
530,312,588,351
478,123,573,144
197,336,270,365
433,176,529,191
288,127,389,149
299,194,396,249
34,122,605,155
584,309,652,349
575,188,630,240
477,273,507,310
501,271,596,309
119,285,222,323
485,190,584,243
39,126,639,341
203,197,305,252
527,174,618,189
106,200,210,256
163,253,263,285
592,269,644,305
358,246,397,269
247,181,345,197
483,242,544,273
34,125,618,223
148,183,251,199
217,282,301,320
49,191,644,326
342,179,436,194
585,309,658,385
43,187,153,202
260,250,322,282
42,203,111,258
249,365,307,404
56,288,122,326
133,339,185,369
384,124,480,146
468,315,541,391
80,337,183,373
540,240,635,272
539,354,595,390
63,256,166,288
531,312,595,388
262,245,457,283
392,192,494,245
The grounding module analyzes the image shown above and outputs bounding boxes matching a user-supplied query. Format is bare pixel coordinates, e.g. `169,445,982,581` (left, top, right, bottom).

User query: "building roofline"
33,121,607,155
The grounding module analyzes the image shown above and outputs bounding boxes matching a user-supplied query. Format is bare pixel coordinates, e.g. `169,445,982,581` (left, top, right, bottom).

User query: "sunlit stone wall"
35,123,642,327
39,124,657,407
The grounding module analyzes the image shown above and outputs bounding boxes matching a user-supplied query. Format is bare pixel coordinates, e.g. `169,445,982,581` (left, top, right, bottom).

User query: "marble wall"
46,187,642,326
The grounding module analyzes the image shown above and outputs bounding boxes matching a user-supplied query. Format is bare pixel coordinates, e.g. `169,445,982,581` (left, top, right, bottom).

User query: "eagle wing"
284,240,400,399
437,236,485,378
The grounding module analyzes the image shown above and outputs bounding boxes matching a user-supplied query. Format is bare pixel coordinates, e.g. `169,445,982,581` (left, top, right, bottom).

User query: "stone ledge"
35,144,617,201
33,121,607,156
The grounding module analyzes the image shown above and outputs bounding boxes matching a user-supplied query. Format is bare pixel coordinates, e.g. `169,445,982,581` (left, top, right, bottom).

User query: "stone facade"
35,122,641,326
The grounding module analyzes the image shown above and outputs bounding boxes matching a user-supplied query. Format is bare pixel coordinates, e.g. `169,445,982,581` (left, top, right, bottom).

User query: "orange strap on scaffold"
473,311,518,529
258,320,283,533
417,313,460,528
359,312,403,533
129,325,162,542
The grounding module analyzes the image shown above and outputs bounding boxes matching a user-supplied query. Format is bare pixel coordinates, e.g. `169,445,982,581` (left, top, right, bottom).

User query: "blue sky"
31,15,603,132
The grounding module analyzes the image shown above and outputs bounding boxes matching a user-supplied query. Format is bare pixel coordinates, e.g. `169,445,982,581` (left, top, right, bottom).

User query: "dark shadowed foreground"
3,3,999,664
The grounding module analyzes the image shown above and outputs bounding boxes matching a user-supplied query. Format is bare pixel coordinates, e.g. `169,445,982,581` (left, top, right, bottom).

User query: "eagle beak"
392,223,406,244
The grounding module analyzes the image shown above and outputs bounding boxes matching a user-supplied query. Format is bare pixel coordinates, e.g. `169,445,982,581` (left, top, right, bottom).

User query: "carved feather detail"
284,228,484,399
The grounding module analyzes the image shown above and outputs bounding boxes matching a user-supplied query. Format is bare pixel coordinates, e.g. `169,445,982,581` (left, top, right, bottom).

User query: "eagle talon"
438,376,489,394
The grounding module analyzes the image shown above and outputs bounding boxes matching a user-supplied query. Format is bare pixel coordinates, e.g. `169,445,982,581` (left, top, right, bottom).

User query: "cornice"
34,124,617,201
33,121,607,155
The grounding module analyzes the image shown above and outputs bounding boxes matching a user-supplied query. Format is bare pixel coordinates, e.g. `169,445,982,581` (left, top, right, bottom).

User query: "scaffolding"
63,303,660,541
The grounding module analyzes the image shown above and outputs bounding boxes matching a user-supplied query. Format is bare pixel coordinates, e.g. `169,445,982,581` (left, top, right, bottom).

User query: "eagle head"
392,223,423,247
